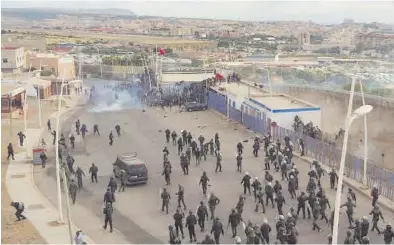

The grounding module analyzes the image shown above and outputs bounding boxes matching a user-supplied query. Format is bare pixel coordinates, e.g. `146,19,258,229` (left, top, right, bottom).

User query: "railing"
207,90,394,201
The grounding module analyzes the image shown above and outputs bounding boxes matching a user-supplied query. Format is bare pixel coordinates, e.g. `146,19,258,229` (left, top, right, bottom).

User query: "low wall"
207,90,394,201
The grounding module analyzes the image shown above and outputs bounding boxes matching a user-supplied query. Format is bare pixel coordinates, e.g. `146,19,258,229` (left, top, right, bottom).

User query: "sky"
2,0,394,24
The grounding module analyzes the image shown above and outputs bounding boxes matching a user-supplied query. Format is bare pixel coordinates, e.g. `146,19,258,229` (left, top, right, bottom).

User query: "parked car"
113,153,148,185
184,101,208,112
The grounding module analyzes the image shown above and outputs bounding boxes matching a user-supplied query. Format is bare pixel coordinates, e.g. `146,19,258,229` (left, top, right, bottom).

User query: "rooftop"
249,94,319,112
19,77,52,88
161,72,215,83
214,82,266,98
1,46,21,50
1,83,25,96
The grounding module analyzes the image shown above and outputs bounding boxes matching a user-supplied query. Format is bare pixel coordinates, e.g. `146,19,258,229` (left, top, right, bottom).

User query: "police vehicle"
113,153,148,185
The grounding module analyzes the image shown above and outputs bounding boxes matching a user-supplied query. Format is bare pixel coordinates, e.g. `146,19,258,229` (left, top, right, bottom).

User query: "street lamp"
55,69,66,223
23,91,29,158
332,105,373,245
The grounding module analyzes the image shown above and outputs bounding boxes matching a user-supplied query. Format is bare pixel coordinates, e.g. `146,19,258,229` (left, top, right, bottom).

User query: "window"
2,58,8,63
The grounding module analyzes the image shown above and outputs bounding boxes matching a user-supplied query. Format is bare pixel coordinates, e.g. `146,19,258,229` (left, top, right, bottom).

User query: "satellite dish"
25,84,38,97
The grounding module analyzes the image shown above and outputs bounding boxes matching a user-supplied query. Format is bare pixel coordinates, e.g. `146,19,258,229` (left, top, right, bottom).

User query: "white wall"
271,109,321,130
228,93,247,110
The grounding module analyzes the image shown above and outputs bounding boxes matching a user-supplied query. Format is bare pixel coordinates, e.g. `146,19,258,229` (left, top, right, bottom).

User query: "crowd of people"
6,79,394,245
158,127,393,244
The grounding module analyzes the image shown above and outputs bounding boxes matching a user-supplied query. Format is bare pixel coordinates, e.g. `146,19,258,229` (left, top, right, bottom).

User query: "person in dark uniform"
228,209,240,237
17,131,26,146
115,124,121,136
104,187,115,204
369,204,384,234
370,185,379,207
75,166,85,190
340,197,356,227
40,151,47,168
7,143,15,160
165,129,171,143
236,153,243,172
89,163,98,183
208,193,220,220
69,179,78,204
260,219,271,244
103,202,113,233
211,217,224,244
168,225,180,244
171,131,177,145
119,170,126,192
185,210,197,243
176,184,187,210
201,234,215,244
173,209,185,239
382,224,394,245
215,153,222,172
241,172,251,195
52,130,57,145
47,119,51,131
69,134,75,149
328,169,338,189
10,201,26,221
199,171,210,196
161,188,171,214
93,124,100,136
109,131,114,146
197,201,209,232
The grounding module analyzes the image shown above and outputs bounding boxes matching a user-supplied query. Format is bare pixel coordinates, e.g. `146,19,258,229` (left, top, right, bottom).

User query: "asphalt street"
33,82,393,244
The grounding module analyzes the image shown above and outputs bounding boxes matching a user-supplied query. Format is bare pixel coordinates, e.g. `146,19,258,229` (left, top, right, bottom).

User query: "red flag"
215,73,224,80
159,48,166,56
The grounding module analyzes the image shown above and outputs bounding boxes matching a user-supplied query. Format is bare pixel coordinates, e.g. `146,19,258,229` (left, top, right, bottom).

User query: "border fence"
207,90,394,201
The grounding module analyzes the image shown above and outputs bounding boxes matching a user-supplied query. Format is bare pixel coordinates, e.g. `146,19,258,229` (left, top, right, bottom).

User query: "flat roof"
1,83,25,96
215,82,266,98
161,73,215,83
19,77,52,88
249,94,320,112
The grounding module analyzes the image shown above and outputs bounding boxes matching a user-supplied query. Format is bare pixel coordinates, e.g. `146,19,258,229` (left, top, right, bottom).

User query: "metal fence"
207,91,394,201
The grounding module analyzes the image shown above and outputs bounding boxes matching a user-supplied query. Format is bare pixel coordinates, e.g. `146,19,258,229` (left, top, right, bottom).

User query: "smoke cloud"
87,81,143,113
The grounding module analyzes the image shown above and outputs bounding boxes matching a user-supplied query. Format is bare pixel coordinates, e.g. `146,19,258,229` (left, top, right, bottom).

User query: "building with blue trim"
209,82,321,130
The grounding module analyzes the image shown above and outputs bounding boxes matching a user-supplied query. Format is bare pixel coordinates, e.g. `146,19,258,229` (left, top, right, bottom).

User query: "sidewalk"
5,94,95,244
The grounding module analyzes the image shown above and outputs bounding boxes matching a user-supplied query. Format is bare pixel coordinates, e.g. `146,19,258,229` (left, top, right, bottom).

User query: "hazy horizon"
2,1,394,25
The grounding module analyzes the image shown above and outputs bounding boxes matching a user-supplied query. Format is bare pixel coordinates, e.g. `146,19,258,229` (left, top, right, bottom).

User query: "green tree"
342,82,369,92
191,59,203,67
217,40,230,48
354,42,365,54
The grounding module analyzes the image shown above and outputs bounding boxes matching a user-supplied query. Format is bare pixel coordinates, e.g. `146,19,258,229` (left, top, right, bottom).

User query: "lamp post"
23,91,29,158
358,79,368,186
331,104,373,245
61,167,74,244
55,70,66,224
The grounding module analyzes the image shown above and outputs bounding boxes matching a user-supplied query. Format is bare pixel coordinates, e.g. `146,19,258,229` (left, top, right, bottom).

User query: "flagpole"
38,61,42,127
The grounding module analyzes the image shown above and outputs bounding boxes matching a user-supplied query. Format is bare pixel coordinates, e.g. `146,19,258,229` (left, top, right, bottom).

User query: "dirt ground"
1,99,54,244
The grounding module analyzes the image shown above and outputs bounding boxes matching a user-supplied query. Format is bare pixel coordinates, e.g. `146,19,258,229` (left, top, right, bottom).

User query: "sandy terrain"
16,28,213,45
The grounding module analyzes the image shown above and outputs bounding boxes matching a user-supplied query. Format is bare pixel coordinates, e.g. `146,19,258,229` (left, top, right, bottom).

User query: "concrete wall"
278,86,394,169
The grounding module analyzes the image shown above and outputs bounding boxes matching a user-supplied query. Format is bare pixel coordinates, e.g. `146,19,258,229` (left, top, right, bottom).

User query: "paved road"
34,82,393,244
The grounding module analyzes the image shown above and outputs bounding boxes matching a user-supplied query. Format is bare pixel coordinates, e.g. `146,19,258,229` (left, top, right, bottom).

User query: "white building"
1,46,25,74
212,82,321,130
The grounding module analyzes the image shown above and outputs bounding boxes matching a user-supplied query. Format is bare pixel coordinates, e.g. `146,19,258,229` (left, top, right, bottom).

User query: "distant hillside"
1,8,136,20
